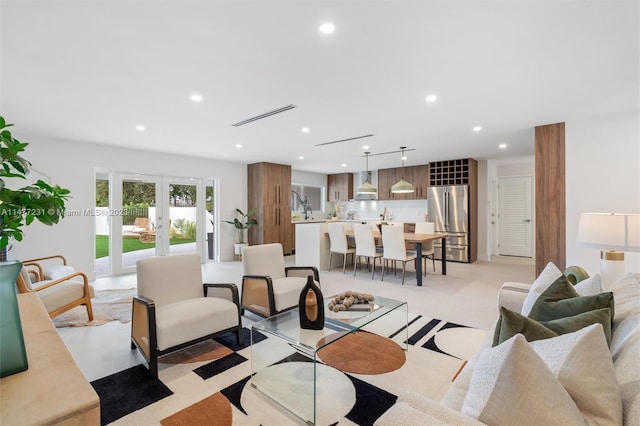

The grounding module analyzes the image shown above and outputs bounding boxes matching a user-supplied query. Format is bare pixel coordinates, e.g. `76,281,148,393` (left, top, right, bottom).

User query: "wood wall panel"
535,122,566,276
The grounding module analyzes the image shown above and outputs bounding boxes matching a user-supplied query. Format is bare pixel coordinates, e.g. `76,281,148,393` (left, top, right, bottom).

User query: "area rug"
53,288,135,327
91,315,487,425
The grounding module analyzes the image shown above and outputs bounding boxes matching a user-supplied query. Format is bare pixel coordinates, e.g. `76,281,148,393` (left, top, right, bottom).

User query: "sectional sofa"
376,269,640,425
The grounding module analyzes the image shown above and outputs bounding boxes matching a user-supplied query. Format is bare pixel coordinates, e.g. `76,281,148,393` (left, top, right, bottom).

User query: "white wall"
8,135,247,278
566,111,640,276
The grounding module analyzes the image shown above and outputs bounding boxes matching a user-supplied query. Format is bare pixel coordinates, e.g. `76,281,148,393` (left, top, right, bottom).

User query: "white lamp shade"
576,213,640,252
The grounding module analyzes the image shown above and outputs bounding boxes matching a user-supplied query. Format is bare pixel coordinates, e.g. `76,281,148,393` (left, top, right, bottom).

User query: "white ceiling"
1,1,637,174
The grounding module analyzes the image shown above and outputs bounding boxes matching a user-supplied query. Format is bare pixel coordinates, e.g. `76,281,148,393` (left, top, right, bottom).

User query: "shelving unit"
429,158,472,186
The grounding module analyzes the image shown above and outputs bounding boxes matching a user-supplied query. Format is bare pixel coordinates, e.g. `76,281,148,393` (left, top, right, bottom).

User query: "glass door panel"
168,179,199,256
120,175,161,271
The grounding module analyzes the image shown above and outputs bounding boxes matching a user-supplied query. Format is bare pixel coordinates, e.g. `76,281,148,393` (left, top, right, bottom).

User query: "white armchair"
131,253,243,378
241,243,320,317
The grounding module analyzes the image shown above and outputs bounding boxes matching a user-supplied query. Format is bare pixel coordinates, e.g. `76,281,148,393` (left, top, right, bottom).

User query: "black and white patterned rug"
91,315,486,425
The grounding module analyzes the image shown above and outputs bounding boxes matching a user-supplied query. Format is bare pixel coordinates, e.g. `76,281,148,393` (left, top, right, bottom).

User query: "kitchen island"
294,221,349,271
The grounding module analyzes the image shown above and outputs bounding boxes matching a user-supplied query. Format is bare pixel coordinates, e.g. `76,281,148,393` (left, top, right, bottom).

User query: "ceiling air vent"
232,104,297,127
315,134,374,146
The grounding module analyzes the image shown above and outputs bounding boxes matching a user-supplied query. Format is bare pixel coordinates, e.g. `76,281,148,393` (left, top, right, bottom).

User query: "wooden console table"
0,293,100,425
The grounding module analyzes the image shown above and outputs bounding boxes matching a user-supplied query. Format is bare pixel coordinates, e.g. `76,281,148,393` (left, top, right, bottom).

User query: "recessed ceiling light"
499,143,507,149
362,145,370,150
135,125,145,131
301,127,310,133
473,126,482,132
425,94,438,103
190,94,203,102
299,155,305,160
341,163,347,167
319,22,335,34
235,144,242,149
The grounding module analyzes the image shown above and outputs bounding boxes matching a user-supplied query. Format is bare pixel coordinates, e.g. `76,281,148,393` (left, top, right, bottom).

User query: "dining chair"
414,221,436,275
381,225,417,285
353,224,383,279
327,222,356,273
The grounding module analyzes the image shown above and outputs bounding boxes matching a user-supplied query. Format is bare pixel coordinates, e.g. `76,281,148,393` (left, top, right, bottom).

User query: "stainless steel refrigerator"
427,185,470,263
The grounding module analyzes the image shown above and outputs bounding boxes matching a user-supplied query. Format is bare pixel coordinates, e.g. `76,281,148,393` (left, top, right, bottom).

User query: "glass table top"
251,294,406,356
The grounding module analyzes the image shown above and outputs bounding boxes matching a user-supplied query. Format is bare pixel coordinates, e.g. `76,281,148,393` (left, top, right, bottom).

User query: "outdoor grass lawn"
95,235,196,258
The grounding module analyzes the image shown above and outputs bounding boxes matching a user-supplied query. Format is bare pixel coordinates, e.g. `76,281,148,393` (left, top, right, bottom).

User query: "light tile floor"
58,255,535,381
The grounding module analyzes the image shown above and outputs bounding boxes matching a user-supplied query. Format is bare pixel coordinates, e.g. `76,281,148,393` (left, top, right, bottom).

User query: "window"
291,184,324,212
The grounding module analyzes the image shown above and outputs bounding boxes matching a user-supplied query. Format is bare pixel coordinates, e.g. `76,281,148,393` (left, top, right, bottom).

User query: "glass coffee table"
250,294,408,424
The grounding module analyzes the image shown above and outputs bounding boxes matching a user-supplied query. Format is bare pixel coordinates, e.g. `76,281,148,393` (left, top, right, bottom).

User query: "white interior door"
498,176,533,257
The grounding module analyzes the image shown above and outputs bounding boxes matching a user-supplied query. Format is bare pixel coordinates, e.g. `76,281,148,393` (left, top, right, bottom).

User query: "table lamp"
576,213,640,286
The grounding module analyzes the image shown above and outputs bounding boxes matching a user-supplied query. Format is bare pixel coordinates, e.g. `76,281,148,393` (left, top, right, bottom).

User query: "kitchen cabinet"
247,162,294,254
377,165,429,200
327,173,353,202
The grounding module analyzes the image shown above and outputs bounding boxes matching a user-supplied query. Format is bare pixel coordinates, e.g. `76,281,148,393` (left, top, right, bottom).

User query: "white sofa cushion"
43,264,75,280
272,276,307,312
376,391,485,426
461,334,585,425
242,243,287,280
35,280,95,314
521,262,563,316
530,323,622,425
155,297,239,351
574,273,603,296
608,273,640,425
521,263,604,316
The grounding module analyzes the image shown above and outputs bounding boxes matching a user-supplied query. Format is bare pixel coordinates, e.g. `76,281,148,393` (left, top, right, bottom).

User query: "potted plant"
223,207,257,256
0,116,70,377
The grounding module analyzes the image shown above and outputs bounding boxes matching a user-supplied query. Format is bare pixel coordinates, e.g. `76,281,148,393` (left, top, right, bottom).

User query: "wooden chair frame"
16,269,94,321
130,283,243,378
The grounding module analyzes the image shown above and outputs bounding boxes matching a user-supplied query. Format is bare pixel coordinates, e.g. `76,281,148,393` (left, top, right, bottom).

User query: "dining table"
345,229,448,286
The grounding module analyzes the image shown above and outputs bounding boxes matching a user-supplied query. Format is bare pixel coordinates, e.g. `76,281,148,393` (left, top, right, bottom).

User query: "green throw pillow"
528,274,614,326
493,307,612,347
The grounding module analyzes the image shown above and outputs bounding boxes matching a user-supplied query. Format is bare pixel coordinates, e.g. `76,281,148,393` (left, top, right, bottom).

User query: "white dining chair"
381,225,417,285
414,221,436,275
353,224,383,279
327,222,356,273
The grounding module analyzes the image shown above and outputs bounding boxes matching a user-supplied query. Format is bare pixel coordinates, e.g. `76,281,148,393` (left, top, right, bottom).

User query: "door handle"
523,219,531,223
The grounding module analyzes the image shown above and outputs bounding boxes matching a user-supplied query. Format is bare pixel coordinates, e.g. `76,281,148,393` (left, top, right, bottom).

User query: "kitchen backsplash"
326,199,429,222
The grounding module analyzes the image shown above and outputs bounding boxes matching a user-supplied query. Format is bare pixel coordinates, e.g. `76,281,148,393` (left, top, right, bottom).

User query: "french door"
105,173,205,276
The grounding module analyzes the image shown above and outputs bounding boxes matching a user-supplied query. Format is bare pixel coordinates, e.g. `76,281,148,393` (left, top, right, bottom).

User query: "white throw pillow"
521,262,563,316
461,334,585,425
574,273,603,297
530,323,622,425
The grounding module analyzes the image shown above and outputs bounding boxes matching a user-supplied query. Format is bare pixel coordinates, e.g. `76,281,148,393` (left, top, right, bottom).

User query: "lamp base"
600,250,625,289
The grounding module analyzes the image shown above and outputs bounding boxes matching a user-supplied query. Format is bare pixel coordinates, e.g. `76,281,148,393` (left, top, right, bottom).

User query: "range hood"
352,171,378,201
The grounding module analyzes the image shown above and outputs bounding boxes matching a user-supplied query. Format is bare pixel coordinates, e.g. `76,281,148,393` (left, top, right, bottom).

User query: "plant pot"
234,243,248,256
0,260,29,377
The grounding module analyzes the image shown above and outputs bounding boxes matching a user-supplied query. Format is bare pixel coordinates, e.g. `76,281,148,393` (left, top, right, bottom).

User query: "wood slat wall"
534,122,566,276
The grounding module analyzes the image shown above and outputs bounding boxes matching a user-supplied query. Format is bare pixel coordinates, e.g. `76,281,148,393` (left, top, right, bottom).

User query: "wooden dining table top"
343,229,447,243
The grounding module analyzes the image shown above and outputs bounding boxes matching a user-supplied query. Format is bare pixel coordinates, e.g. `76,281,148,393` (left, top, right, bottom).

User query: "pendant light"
357,152,377,194
391,146,415,193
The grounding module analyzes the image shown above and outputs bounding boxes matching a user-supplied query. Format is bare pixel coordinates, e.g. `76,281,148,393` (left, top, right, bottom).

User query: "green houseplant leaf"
223,207,257,244
0,117,71,258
